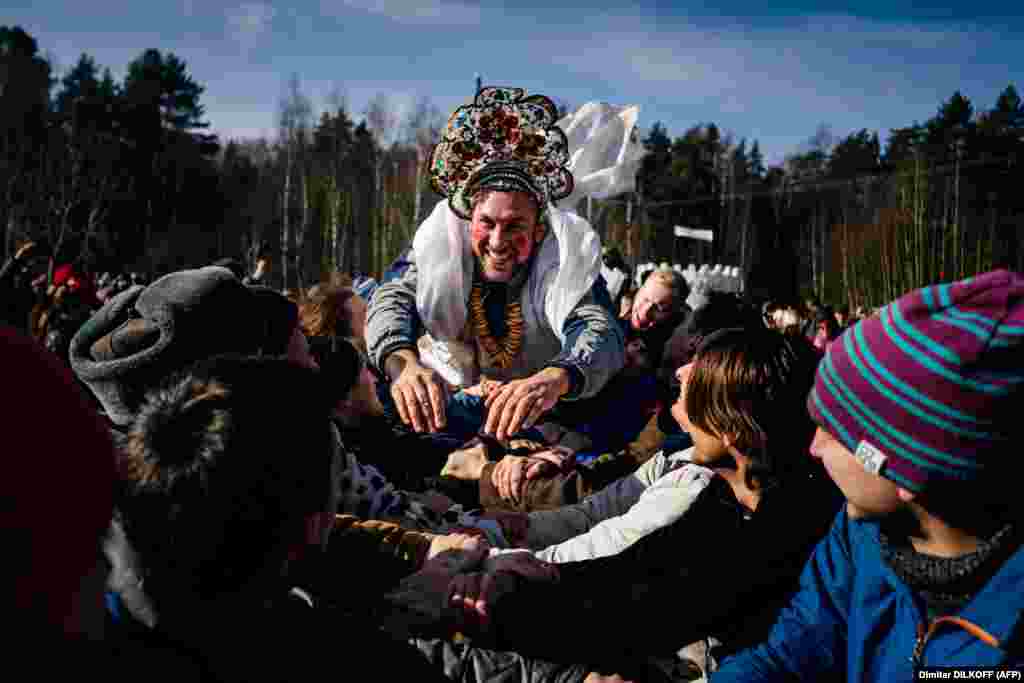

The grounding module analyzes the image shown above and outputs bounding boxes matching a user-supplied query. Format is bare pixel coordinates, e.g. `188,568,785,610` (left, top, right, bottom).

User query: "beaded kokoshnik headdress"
429,86,575,220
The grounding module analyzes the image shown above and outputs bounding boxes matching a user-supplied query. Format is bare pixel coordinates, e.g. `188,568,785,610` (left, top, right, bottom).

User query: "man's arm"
516,452,669,551
366,248,423,375
367,250,452,432
546,281,625,401
475,486,846,672
327,514,434,586
531,461,714,564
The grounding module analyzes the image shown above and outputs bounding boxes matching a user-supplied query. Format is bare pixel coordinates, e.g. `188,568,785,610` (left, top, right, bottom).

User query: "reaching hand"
448,553,558,634
390,356,448,433
525,446,575,477
447,570,519,634
490,455,532,505
483,367,569,441
424,532,490,572
462,377,504,398
380,533,489,637
491,446,575,505
441,443,488,480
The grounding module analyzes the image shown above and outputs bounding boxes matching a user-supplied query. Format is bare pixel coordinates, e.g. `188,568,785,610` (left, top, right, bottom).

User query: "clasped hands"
391,528,557,636
446,550,560,634
442,443,574,506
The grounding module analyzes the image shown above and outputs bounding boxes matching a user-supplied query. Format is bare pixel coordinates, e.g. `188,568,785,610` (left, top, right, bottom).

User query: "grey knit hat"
70,266,297,426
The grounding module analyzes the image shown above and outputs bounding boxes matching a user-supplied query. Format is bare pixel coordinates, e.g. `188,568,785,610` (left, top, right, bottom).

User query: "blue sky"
8,1,1023,164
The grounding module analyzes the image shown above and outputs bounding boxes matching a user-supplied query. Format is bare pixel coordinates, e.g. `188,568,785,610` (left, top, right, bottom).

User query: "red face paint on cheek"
470,223,490,260
510,232,532,262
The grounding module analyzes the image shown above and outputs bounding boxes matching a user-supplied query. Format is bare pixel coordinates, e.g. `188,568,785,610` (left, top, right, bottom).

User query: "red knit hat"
0,327,115,630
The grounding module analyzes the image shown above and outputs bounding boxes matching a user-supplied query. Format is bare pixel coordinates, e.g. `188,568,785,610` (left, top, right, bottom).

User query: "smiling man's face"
469,191,542,283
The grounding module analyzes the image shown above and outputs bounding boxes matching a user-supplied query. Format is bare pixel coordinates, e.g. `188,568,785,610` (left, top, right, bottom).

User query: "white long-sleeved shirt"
492,446,714,563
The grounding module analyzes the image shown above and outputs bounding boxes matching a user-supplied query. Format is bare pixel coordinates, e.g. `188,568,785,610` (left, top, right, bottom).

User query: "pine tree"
748,140,766,180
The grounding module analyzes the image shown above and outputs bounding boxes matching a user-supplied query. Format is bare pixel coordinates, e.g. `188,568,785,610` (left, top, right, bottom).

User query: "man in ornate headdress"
367,87,626,442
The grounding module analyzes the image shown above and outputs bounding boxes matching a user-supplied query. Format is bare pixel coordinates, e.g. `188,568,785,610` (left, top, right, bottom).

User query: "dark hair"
120,355,335,610
307,336,365,404
685,327,820,491
814,306,841,338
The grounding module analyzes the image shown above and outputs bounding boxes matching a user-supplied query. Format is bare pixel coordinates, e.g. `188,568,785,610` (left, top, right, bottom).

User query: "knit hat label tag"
855,440,888,476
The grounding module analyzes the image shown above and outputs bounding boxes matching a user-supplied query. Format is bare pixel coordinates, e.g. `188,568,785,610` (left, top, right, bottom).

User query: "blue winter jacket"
713,509,1024,681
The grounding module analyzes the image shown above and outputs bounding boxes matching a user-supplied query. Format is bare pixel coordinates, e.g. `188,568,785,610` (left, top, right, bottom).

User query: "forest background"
2,24,1022,307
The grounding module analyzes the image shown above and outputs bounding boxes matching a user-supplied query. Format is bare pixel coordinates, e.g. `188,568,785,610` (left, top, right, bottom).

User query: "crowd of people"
4,85,1022,682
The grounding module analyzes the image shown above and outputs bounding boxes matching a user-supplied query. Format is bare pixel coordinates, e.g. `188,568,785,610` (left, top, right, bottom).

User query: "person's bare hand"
491,446,574,504
15,241,37,261
483,367,569,441
480,510,529,547
390,355,448,433
380,534,489,637
425,532,489,571
441,443,488,480
524,445,574,479
462,377,504,398
448,570,519,634
491,454,532,505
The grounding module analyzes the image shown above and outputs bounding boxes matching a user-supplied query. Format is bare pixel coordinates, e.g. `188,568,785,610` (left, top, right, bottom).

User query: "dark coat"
714,510,1024,681
431,467,842,680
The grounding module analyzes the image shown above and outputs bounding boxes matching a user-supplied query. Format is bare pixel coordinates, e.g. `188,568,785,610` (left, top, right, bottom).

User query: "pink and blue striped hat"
808,269,1024,494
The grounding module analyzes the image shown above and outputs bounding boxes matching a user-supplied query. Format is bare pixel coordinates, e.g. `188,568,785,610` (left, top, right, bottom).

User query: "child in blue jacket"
714,269,1024,681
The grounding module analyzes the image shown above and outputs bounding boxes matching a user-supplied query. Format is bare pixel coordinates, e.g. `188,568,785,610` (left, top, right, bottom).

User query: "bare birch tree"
278,74,313,290
365,93,400,275
405,95,443,226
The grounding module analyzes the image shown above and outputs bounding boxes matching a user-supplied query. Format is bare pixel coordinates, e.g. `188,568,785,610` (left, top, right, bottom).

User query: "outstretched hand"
423,532,490,571
441,442,488,481
448,552,558,633
390,353,449,433
491,446,575,505
483,367,570,441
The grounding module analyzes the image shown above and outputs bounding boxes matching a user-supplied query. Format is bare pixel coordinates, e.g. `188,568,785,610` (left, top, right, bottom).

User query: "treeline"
0,25,446,288
3,24,1022,303
0,26,225,277
231,76,446,291
622,89,1024,307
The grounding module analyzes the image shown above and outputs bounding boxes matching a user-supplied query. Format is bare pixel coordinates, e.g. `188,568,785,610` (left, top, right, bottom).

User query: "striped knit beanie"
808,269,1024,494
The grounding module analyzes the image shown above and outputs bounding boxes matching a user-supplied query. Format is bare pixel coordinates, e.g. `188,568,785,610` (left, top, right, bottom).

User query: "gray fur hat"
70,266,297,426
